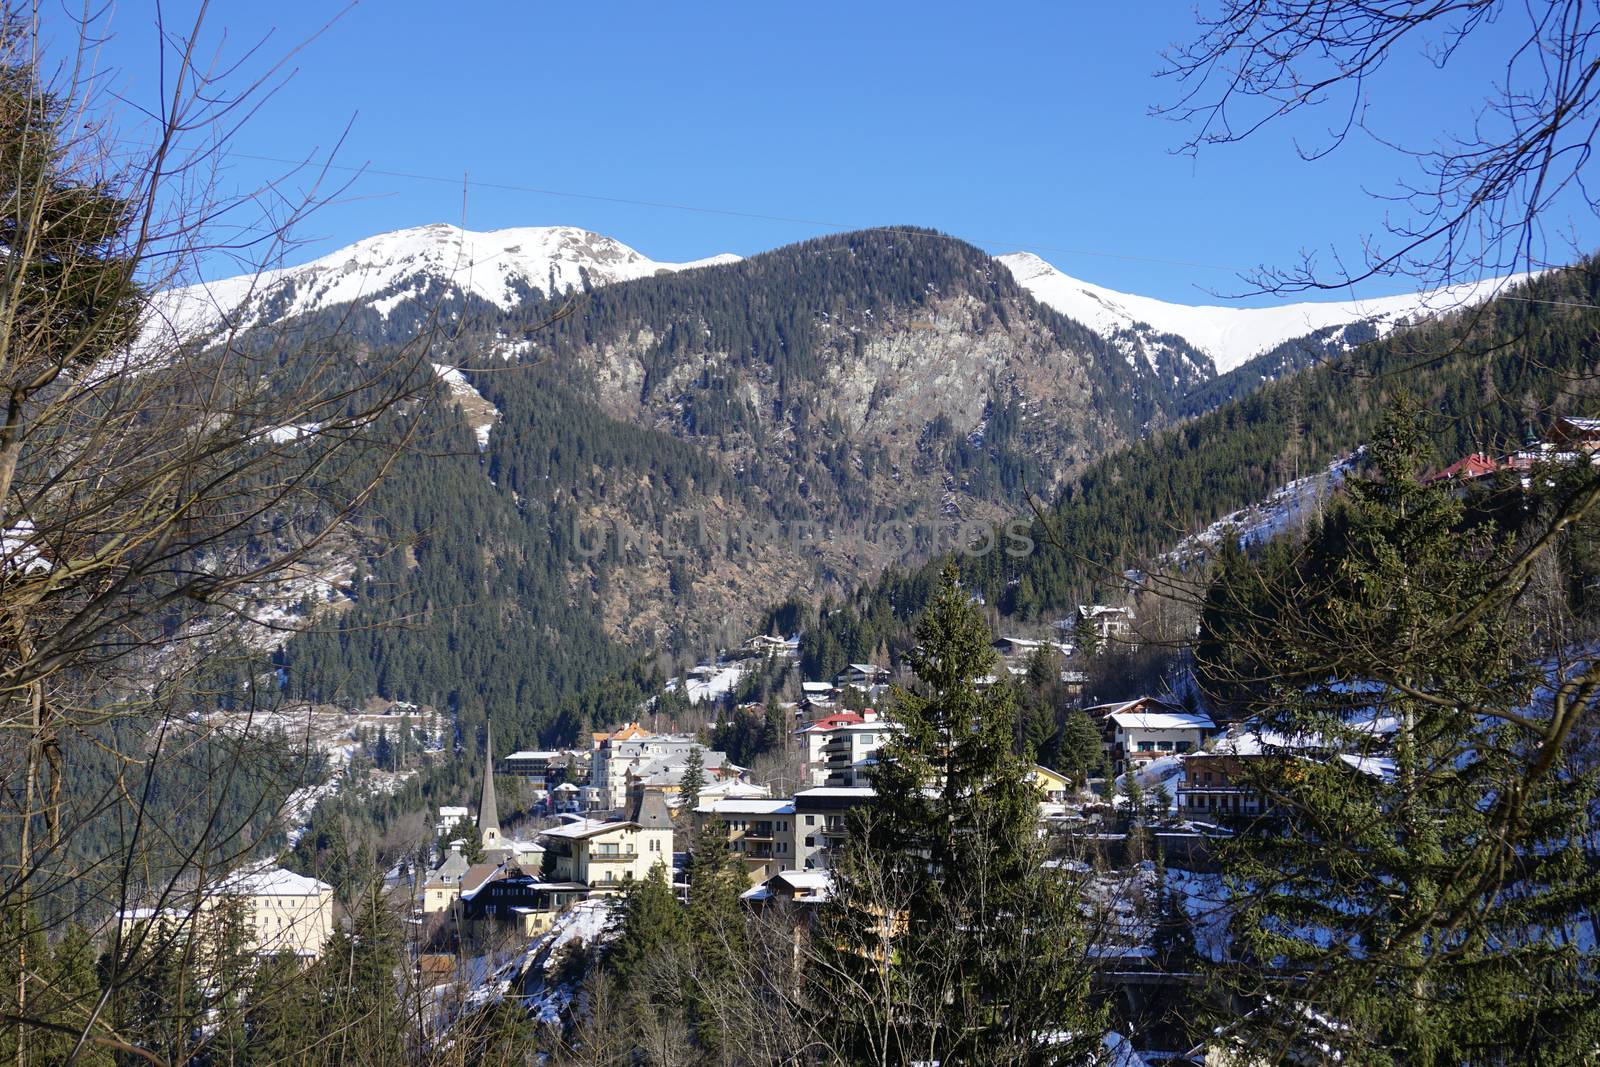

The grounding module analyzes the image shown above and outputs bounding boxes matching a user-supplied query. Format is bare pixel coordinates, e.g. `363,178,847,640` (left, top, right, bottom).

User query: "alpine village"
5,3,1600,1066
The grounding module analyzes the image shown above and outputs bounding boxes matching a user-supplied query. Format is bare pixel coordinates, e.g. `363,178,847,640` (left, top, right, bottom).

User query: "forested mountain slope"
272,228,1228,747
791,261,1600,676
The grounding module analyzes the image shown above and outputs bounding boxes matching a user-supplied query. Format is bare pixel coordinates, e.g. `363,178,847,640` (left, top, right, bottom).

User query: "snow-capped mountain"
998,252,1528,375
147,223,739,345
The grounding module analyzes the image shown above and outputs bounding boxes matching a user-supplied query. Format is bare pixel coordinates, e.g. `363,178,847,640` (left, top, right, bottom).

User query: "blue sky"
85,1,1594,304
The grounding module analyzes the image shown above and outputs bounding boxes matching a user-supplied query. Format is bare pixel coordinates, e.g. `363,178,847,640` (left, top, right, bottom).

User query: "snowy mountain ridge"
147,223,741,345
998,251,1531,375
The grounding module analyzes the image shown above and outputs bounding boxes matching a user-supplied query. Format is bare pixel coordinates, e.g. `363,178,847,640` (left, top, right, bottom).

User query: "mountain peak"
998,251,1529,374
147,223,739,345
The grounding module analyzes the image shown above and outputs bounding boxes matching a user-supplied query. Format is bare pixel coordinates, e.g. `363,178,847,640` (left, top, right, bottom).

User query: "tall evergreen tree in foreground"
1203,400,1600,1065
813,564,1101,1066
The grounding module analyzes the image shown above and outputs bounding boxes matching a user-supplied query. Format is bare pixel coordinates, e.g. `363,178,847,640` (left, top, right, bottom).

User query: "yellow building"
215,865,336,957
538,790,674,892
694,798,797,883
1028,764,1073,804
118,864,335,958
420,847,470,914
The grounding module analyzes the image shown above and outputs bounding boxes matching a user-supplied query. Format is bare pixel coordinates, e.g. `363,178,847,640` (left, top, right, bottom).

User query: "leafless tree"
0,3,473,1062
1159,0,1600,296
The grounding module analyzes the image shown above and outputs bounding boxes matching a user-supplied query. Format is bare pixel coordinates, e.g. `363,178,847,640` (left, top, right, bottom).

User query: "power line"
224,149,1254,274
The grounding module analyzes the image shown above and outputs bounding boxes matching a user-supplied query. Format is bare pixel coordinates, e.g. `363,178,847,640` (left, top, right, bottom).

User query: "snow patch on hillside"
431,363,499,449
1000,252,1532,374
1163,452,1362,566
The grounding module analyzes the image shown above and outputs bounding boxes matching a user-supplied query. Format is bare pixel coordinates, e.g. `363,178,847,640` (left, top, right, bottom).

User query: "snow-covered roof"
794,786,877,799
538,818,635,842
1336,753,1398,781
801,681,835,693
219,864,331,897
695,799,795,816
505,750,561,761
1110,711,1215,732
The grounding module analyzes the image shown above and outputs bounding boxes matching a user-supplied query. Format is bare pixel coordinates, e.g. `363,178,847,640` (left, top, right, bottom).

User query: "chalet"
993,637,1074,662
835,662,891,689
455,867,588,945
1066,605,1134,644
502,749,568,786
1551,415,1600,453
743,633,798,657
1093,697,1214,773
1176,752,1268,820
740,869,834,908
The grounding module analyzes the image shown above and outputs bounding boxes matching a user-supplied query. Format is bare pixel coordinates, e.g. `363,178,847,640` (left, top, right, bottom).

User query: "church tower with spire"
478,723,502,851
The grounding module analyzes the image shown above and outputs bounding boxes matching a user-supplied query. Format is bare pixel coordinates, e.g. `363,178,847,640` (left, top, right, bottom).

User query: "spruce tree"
815,563,1102,1065
605,862,685,986
684,820,748,1057
678,747,706,813
1207,400,1600,1064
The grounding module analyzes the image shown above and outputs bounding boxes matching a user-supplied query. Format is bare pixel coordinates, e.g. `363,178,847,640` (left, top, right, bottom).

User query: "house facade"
1106,708,1215,772
792,786,876,870
695,798,798,882
1176,752,1268,819
537,790,674,891
121,865,336,958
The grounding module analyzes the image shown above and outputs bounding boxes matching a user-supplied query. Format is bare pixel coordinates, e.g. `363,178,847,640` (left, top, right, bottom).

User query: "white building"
590,726,714,810
1106,707,1215,773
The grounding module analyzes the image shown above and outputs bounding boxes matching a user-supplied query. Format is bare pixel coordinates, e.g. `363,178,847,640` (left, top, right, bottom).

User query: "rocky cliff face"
204,226,1216,654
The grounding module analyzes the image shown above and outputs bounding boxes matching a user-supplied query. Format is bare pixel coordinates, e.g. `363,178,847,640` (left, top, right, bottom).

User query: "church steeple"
478,723,501,848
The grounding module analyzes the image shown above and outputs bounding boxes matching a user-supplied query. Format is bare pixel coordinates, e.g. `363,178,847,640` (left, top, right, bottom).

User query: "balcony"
586,848,638,863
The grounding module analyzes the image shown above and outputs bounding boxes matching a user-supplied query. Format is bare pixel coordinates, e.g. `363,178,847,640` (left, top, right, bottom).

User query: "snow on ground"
517,898,616,1023
1163,451,1361,567
667,661,750,704
1113,756,1186,811
149,224,740,346
431,363,500,449
1167,867,1232,963
261,422,322,444
281,779,339,847
1101,1032,1152,1067
1,521,49,575
1000,251,1535,374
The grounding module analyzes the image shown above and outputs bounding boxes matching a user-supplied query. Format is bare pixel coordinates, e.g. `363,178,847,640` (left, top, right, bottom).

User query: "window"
1137,741,1155,752
805,815,815,826
806,836,815,848
778,842,787,853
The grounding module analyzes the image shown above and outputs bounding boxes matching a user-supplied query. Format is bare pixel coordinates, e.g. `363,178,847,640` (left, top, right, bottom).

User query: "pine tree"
815,563,1102,1065
605,862,686,987
1208,400,1600,1064
678,746,706,813
684,820,748,1057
